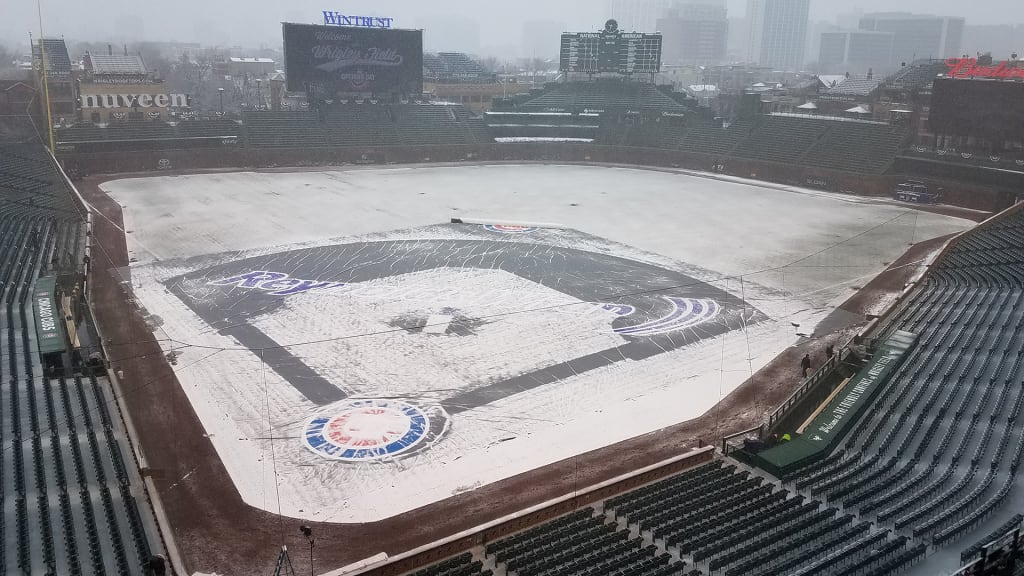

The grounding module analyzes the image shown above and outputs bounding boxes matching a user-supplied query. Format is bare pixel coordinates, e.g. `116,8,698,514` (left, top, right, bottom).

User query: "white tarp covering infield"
101,164,971,523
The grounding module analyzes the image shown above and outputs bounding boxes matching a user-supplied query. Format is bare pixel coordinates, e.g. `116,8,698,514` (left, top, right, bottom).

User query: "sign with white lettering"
80,93,189,109
283,22,423,95
33,276,67,356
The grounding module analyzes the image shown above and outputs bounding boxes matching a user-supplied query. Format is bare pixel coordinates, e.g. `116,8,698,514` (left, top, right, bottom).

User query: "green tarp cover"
755,330,919,476
33,276,67,355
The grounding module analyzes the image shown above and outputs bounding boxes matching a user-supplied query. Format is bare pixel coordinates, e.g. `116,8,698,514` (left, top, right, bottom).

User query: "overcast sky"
2,0,1017,55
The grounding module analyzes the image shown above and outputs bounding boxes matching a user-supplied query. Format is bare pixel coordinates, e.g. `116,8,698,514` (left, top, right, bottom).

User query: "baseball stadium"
2,10,1024,576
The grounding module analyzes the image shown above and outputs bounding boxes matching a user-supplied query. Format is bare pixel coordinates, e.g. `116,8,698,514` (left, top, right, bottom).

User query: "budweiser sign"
945,57,1024,79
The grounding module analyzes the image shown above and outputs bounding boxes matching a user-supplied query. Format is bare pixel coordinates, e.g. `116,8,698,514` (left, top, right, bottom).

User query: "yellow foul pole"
37,0,55,152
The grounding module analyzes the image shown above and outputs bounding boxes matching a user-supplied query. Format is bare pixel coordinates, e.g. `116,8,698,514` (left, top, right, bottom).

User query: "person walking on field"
801,354,811,378
826,344,835,360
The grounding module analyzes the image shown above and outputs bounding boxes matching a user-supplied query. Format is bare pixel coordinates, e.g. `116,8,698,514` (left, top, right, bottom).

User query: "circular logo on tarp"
303,399,429,462
484,224,538,234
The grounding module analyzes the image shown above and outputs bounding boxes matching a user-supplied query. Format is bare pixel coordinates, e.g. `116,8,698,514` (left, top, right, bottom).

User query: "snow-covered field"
100,164,972,523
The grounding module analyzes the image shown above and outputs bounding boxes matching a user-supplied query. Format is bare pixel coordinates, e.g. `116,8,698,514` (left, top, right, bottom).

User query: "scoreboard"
560,23,662,74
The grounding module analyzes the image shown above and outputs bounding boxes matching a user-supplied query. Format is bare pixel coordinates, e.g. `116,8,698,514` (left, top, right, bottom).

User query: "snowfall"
99,164,973,523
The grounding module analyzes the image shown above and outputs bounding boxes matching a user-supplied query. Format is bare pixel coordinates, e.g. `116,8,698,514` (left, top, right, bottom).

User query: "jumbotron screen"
560,20,662,74
929,78,1024,141
282,23,423,96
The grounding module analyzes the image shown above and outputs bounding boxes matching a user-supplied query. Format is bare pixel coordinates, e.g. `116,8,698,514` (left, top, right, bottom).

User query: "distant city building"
657,3,728,65
805,20,837,65
223,57,275,78
819,30,894,75
962,24,1024,60
606,0,671,32
522,20,567,60
418,14,481,53
746,0,810,71
727,16,748,61
859,13,964,67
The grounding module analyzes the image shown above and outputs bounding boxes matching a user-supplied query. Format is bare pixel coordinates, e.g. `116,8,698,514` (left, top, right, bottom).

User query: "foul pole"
36,0,55,152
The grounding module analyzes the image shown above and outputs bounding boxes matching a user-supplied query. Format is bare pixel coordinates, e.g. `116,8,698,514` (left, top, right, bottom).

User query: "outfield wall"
58,143,1015,212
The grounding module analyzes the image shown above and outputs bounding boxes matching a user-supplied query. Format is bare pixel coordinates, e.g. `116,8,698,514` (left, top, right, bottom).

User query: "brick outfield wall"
59,143,1017,212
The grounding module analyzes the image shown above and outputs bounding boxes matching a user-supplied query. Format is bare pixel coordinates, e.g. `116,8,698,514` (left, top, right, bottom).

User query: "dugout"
33,275,84,377
753,330,919,477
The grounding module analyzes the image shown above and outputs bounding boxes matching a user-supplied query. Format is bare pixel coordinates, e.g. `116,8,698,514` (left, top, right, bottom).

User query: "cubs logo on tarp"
304,399,446,462
484,224,538,234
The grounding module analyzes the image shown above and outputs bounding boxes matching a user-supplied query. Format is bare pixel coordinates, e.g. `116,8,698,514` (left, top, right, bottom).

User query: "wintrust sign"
81,93,189,109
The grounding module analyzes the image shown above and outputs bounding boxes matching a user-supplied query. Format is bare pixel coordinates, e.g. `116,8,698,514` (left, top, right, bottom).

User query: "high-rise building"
417,14,481,54
858,13,965,67
522,20,567,60
805,20,838,65
606,0,672,32
746,0,810,71
819,30,895,75
657,3,729,65
962,24,1024,60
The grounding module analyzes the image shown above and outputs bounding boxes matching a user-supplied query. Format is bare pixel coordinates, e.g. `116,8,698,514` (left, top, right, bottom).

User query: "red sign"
945,57,1024,79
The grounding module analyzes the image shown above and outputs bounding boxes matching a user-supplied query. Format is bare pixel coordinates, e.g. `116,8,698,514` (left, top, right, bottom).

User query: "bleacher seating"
517,81,689,113
394,105,475,146
322,103,400,147
677,118,755,157
779,206,1024,555
400,206,1024,576
731,115,831,164
44,79,916,175
803,120,907,173
243,111,329,148
1,124,157,575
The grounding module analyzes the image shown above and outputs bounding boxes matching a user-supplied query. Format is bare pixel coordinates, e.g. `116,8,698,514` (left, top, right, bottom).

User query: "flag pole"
37,0,56,152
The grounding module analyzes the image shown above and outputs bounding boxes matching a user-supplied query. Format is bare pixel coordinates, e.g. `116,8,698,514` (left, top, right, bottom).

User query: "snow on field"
103,165,973,523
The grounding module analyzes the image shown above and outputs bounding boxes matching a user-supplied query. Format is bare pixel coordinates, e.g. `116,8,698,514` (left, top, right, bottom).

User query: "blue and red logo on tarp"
303,399,430,462
484,224,538,234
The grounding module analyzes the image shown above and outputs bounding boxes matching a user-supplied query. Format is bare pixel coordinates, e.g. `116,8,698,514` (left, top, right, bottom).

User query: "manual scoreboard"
560,20,662,74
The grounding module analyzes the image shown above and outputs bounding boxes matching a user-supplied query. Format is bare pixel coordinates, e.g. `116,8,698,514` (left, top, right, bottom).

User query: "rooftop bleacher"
423,53,489,83
883,60,950,92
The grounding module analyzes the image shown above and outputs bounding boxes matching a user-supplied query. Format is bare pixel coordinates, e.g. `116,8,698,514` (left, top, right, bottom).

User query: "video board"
283,22,423,95
929,78,1024,141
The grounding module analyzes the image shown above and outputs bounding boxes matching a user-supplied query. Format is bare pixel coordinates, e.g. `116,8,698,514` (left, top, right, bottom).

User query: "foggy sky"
2,0,1018,56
